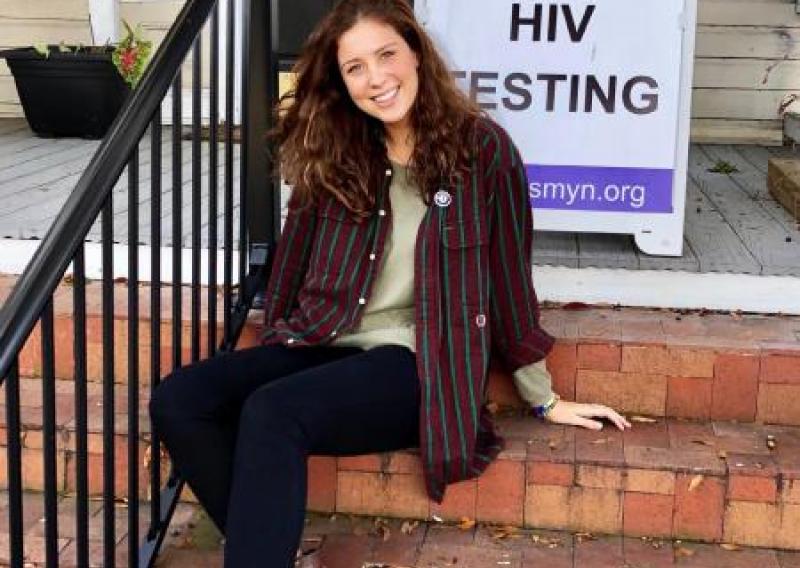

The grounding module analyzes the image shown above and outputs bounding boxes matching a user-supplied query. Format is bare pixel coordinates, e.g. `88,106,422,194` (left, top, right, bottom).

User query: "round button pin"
434,190,452,207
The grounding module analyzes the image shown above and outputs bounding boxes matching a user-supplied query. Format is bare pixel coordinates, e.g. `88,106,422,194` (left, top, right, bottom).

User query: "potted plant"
0,21,152,139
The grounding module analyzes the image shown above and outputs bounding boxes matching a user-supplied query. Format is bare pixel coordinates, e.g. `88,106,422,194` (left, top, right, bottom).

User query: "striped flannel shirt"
261,117,555,503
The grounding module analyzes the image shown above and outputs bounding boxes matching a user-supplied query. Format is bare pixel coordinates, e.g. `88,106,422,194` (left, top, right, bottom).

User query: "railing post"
242,0,278,302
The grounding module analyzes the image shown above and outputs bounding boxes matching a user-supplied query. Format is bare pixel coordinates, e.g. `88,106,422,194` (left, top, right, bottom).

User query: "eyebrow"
339,41,400,68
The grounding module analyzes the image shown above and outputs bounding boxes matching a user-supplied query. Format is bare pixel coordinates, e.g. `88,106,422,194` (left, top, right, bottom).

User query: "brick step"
3,377,800,550
0,377,161,500
0,489,198,567
305,415,800,551
3,275,800,426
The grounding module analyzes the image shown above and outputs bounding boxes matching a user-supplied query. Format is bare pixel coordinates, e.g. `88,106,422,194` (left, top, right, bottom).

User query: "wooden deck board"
531,231,579,268
637,237,701,272
691,145,800,275
682,178,762,274
1,119,799,276
735,145,776,175
576,233,640,270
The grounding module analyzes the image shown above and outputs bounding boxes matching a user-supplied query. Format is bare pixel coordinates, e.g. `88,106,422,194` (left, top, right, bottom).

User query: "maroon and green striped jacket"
261,117,555,503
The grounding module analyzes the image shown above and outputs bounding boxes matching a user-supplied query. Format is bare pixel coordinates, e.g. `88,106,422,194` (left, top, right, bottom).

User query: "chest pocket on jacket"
439,177,488,249
441,217,487,248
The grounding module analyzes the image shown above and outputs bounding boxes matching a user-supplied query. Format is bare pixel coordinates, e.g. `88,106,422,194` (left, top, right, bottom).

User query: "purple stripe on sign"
526,165,674,213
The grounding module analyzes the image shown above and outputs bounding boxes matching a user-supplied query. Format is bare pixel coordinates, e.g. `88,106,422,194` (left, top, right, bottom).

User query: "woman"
150,0,630,566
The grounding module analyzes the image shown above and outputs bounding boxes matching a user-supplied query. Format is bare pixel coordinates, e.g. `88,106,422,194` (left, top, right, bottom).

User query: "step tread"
338,412,800,479
2,273,799,352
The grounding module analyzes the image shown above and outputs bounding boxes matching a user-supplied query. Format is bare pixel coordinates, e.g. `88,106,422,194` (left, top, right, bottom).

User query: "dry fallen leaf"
591,438,610,445
691,439,714,447
720,543,741,551
400,520,420,535
458,517,476,531
575,532,596,543
548,440,559,450
531,533,562,547
486,401,500,415
491,525,520,540
630,416,658,423
688,474,704,492
718,450,728,460
675,546,695,558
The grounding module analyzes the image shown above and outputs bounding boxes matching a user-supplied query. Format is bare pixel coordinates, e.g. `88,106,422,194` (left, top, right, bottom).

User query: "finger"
598,408,631,430
581,406,631,430
571,416,604,431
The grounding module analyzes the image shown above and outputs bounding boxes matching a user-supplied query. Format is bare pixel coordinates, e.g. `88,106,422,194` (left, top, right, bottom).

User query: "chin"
374,107,412,126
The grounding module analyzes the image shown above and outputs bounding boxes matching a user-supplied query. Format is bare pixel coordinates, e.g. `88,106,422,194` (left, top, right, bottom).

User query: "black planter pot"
0,46,131,139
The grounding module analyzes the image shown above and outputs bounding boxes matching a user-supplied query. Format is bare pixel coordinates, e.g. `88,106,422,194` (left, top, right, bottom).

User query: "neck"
385,121,414,165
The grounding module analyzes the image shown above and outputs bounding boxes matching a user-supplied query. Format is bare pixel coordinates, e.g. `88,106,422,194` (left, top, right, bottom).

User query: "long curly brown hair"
270,0,482,219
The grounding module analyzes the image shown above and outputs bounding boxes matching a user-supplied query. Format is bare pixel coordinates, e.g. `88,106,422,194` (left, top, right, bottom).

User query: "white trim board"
1,239,799,314
534,266,800,315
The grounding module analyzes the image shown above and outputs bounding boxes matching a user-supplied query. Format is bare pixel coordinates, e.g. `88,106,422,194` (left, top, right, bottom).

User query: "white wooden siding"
0,0,92,117
693,0,800,144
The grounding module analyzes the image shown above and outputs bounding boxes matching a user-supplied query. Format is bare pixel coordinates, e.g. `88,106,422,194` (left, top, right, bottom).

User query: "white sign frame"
417,0,698,256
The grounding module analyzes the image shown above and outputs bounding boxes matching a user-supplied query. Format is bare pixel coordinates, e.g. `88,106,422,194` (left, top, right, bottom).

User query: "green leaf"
33,43,49,58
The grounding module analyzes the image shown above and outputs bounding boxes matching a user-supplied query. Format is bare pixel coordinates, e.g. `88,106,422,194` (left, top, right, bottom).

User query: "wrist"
533,393,560,418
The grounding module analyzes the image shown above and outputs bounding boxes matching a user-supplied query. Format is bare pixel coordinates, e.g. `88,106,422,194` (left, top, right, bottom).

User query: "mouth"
371,86,399,107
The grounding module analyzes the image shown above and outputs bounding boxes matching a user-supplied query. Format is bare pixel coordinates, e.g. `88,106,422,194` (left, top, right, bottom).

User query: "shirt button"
369,253,376,260
378,209,386,216
475,314,487,328
287,337,296,344
358,298,366,305
330,330,337,337
385,168,392,176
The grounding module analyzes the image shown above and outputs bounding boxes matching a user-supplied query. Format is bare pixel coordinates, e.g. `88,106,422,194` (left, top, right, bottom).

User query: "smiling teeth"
374,88,398,103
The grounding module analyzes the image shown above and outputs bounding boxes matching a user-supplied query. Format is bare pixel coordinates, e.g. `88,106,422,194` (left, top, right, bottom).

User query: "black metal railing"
0,0,276,566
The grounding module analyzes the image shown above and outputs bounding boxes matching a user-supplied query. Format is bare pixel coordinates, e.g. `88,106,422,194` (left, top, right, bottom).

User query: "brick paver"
0,491,196,567
2,494,800,566
155,510,800,568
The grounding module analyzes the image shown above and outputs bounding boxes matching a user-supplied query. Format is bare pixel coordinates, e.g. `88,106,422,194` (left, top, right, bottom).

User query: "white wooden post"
88,0,119,44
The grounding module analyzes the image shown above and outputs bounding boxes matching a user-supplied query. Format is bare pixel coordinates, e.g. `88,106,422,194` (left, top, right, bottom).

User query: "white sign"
417,0,697,255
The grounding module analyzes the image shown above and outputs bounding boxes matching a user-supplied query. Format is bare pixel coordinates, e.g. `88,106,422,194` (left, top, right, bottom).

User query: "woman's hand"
544,400,631,431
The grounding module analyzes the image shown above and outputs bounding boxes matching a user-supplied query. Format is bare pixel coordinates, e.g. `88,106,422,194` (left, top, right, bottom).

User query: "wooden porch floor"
1,118,799,276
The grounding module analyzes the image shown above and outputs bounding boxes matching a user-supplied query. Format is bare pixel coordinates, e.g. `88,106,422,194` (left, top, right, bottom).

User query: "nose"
366,63,386,89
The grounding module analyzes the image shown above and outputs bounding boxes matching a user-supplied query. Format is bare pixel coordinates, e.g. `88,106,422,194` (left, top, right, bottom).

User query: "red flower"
119,47,139,73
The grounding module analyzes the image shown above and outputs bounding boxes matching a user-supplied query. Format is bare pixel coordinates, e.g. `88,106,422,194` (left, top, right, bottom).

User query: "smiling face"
337,18,419,137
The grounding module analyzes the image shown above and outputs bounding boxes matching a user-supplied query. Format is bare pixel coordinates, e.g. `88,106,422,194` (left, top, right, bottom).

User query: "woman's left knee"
238,387,307,446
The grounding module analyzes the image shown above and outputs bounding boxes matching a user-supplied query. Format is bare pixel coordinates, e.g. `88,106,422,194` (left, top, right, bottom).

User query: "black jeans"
149,343,421,567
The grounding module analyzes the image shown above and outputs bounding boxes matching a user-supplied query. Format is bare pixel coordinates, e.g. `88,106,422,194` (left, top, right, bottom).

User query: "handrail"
0,0,217,379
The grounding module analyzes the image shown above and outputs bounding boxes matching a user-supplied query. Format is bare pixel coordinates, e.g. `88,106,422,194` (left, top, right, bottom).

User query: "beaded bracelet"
534,393,561,418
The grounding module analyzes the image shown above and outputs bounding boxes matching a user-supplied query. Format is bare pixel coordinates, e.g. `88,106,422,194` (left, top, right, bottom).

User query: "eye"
345,63,363,75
